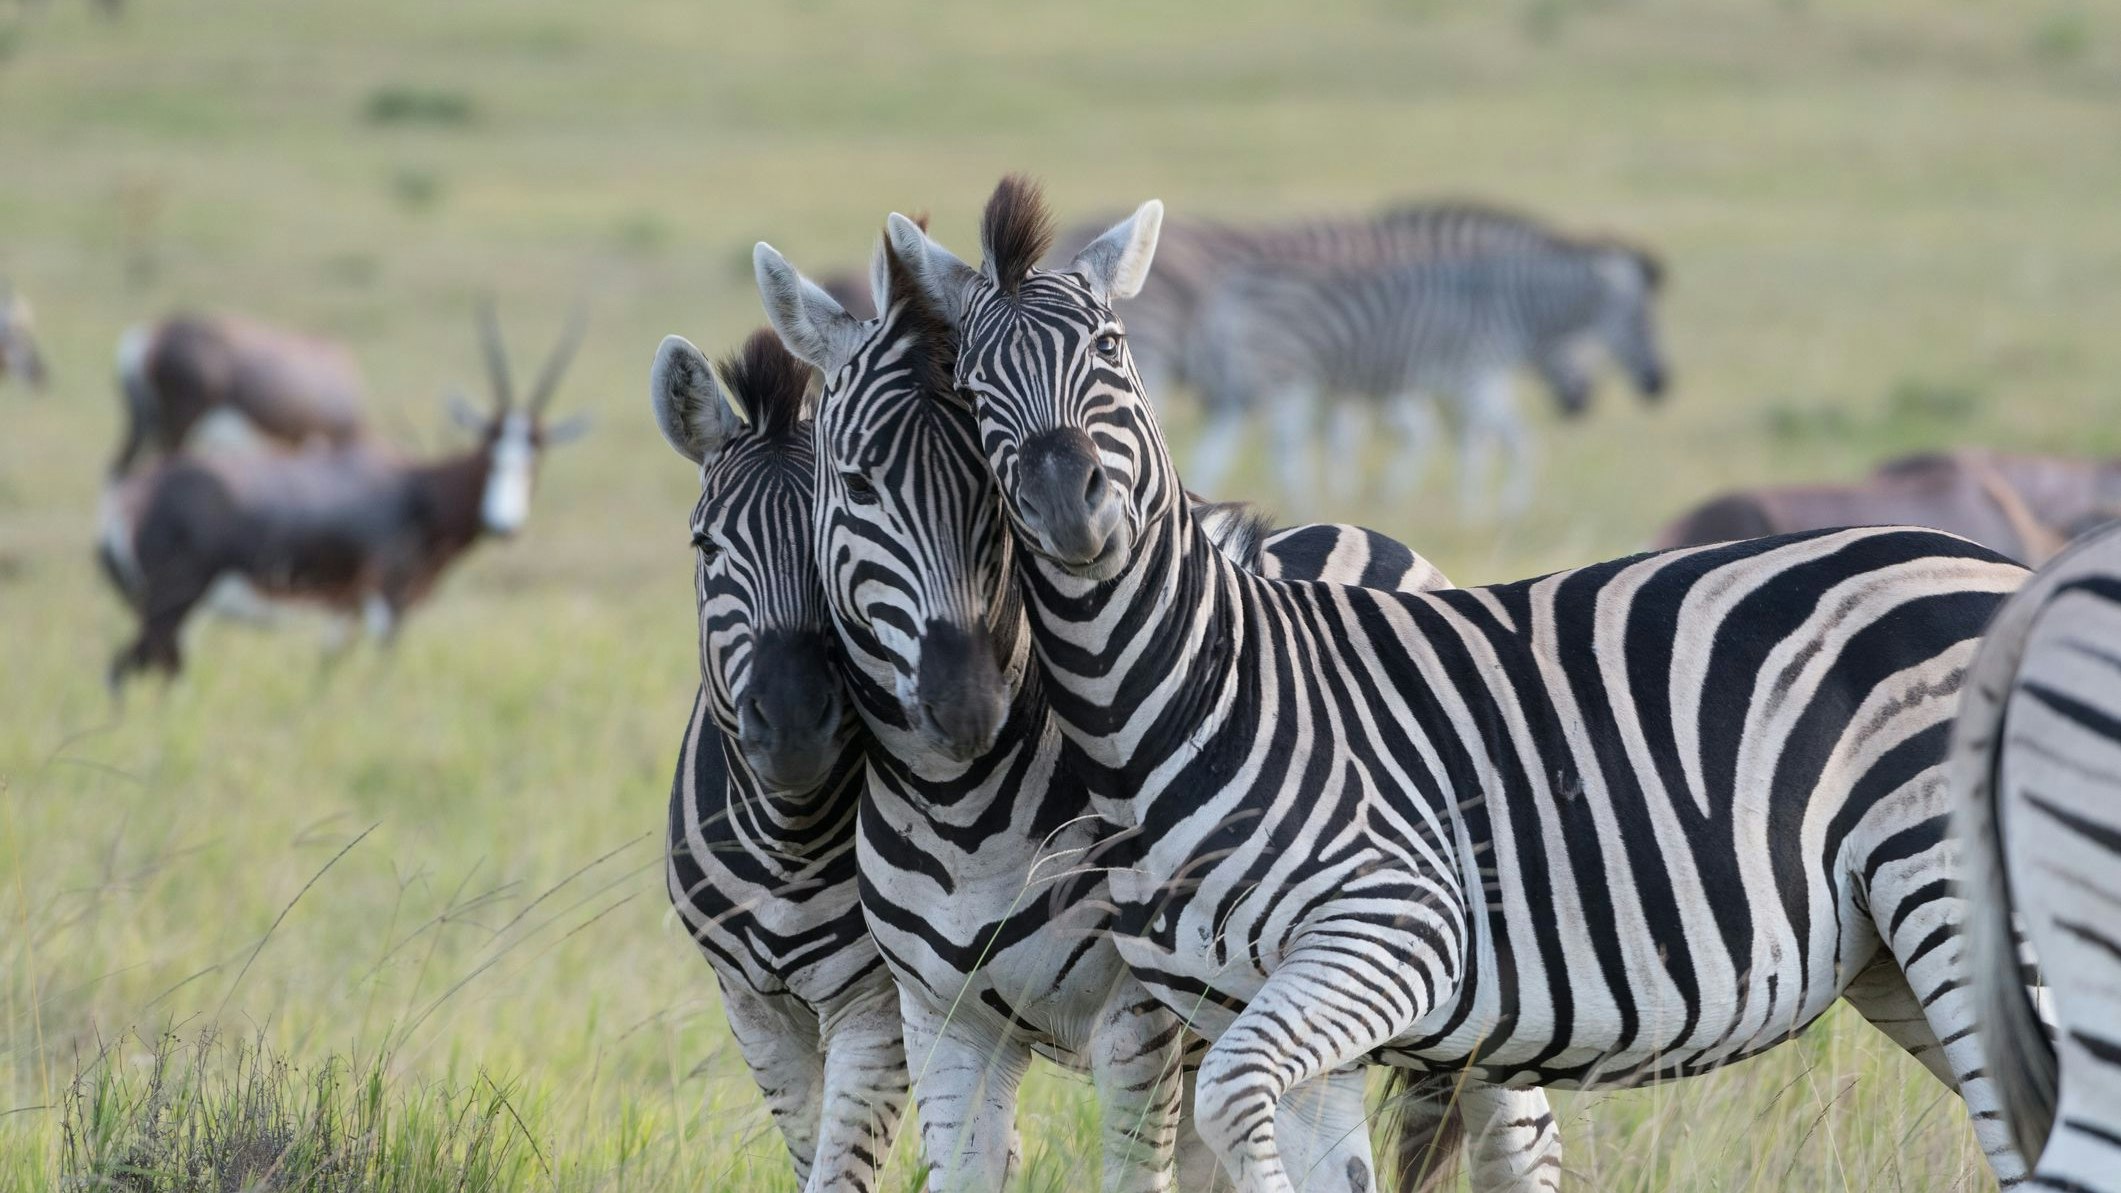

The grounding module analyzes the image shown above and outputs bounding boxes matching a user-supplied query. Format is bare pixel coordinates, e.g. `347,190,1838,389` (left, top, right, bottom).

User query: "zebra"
1048,205,1663,513
1953,520,2121,1192
746,231,1561,1191
888,176,2035,1192
651,328,908,1193
1187,241,1665,518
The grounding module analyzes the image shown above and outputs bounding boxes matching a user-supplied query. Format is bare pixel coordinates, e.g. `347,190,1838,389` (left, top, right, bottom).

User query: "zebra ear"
887,212,977,329
1070,200,1163,303
754,242,865,374
651,334,746,466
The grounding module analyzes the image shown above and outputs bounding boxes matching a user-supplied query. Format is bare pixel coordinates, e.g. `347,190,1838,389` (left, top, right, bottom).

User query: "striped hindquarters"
1953,523,2121,1190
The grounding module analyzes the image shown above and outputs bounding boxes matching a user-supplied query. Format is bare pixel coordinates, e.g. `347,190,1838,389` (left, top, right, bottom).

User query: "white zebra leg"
809,974,910,1193
1193,946,1428,1193
717,980,827,1188
1176,1066,1234,1193
1189,404,1250,500
1865,844,2033,1184
1455,372,1521,521
1381,393,1440,503
1323,400,1368,506
1270,385,1322,517
1457,1086,1561,1193
899,993,1032,1193
1089,980,1186,1192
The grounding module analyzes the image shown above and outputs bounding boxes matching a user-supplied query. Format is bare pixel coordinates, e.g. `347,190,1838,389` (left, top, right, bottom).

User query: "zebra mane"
981,173,1056,294
882,232,960,399
718,327,811,438
1189,495,1280,573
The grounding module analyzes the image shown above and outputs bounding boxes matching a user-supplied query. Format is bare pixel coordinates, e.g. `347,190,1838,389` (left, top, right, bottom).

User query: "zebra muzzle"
1014,429,1129,575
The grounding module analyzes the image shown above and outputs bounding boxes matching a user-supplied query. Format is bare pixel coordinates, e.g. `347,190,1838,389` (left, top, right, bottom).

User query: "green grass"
3,0,2116,1187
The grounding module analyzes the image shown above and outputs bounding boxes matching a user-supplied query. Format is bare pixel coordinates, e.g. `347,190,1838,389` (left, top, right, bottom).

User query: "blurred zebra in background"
1188,229,1665,517
1954,521,2121,1193
1052,204,1667,516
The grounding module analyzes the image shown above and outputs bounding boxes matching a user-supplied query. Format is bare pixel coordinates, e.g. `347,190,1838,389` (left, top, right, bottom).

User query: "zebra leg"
1323,400,1368,506
1089,980,1186,1192
900,994,1033,1192
1382,393,1440,503
1457,1086,1562,1193
1189,404,1250,499
1192,947,1424,1193
1839,952,1959,1090
810,974,911,1193
1455,372,1521,521
717,980,827,1188
1864,838,2032,1183
1269,385,1323,515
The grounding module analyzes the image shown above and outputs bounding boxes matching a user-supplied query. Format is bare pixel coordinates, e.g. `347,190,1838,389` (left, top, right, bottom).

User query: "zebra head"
1549,243,1667,411
651,327,848,793
754,234,1019,767
0,282,47,391
889,176,1170,583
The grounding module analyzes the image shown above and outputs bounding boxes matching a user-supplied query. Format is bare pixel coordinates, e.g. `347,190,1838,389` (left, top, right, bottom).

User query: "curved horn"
529,301,587,414
478,299,515,412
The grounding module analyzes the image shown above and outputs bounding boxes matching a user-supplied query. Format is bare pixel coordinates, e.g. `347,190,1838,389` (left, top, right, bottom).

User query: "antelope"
111,313,367,475
0,282,47,392
99,306,587,687
1656,448,2121,565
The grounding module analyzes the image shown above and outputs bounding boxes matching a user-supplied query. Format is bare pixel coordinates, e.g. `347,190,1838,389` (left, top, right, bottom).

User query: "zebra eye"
1093,332,1122,361
841,471,880,505
691,530,722,563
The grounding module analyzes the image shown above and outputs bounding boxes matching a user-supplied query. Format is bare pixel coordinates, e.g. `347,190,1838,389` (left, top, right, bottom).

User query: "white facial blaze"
482,414,536,535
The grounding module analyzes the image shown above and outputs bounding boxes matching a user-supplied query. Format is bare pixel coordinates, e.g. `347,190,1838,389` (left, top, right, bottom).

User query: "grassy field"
3,0,2118,1188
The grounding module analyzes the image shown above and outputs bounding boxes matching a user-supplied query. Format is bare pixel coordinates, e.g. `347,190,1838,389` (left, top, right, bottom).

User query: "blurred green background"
3,0,2116,1188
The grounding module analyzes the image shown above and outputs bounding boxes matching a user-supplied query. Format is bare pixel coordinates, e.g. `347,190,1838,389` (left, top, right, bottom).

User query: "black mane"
981,174,1056,295
719,327,812,437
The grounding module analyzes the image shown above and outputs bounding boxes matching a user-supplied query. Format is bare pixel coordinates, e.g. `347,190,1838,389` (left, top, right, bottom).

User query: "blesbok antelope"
99,306,587,687
111,313,367,475
0,282,48,392
1656,449,2121,565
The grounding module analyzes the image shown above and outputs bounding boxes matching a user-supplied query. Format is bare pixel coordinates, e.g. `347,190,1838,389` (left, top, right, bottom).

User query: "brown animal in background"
99,306,588,688
1656,449,2121,565
111,314,367,475
0,281,48,391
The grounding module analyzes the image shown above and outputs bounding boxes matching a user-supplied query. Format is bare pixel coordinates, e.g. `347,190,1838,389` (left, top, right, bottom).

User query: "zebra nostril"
1082,466,1105,509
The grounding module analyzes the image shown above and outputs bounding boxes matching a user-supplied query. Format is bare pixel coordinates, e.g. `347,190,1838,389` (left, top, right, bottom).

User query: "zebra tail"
1950,534,2092,1165
1377,1070,1465,1192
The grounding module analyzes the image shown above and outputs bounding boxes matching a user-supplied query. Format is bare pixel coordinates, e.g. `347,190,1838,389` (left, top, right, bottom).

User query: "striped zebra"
1187,240,1665,517
1954,521,2121,1192
748,232,1560,1191
888,177,2034,1192
651,329,908,1193
1049,205,1662,513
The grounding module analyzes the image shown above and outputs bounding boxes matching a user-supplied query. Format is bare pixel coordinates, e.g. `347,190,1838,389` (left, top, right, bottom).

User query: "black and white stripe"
652,329,906,1193
1955,521,2121,1193
892,179,2034,1193
1186,236,1665,516
758,233,1558,1192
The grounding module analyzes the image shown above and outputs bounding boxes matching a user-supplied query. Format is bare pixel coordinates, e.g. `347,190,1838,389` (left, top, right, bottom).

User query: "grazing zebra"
0,281,47,391
652,329,907,1193
1953,521,2121,1192
1187,241,1665,517
1050,205,1663,512
748,233,1558,1191
889,177,2034,1192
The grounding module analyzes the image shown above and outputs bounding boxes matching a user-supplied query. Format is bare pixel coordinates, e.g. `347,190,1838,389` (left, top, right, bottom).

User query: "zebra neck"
1019,492,1245,825
718,738,865,864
